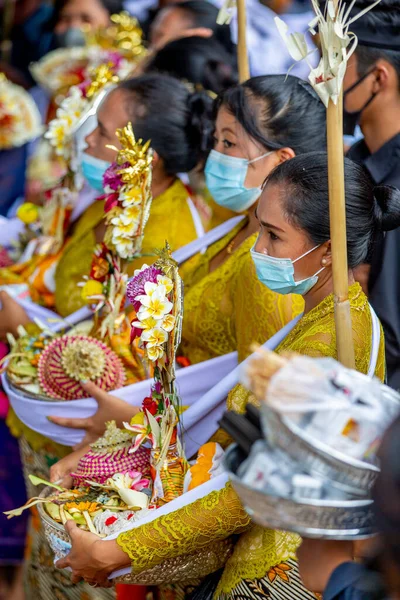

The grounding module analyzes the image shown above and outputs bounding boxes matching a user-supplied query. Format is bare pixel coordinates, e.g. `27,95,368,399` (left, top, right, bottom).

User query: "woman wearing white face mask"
178,74,326,364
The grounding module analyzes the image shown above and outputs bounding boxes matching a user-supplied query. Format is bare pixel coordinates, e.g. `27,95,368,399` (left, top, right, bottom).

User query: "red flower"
104,192,119,213
105,515,118,527
142,396,158,416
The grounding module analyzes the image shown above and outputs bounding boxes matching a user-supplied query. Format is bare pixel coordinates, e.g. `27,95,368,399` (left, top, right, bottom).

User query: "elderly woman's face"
254,182,326,283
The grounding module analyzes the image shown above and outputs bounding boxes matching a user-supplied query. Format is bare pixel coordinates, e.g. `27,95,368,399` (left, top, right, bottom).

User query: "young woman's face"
213,105,280,189
54,0,110,33
85,89,130,162
255,181,326,281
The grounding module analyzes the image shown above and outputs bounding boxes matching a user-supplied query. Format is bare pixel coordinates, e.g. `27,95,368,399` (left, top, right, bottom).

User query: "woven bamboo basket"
37,486,234,585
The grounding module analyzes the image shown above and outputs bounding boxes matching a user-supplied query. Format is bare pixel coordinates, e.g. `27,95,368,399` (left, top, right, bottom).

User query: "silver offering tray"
261,405,379,496
224,444,375,540
7,377,57,402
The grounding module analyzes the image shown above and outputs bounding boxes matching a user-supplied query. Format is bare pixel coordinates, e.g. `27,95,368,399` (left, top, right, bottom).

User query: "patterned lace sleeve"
116,482,251,573
234,252,304,362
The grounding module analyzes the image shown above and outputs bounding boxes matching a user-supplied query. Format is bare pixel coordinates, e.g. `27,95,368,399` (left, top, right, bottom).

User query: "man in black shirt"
344,0,400,389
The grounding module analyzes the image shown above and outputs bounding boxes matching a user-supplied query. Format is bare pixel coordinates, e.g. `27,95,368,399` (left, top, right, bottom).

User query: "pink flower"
102,162,126,191
77,80,91,97
126,470,150,491
126,266,163,311
106,51,124,69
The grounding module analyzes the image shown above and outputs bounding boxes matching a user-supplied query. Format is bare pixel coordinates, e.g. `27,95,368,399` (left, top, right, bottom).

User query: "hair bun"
373,185,400,232
186,90,213,152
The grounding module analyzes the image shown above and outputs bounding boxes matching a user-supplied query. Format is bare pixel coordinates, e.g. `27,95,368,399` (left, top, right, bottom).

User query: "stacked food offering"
223,350,400,539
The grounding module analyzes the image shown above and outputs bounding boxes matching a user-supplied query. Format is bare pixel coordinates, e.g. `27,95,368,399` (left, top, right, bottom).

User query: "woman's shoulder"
154,178,190,209
71,198,105,237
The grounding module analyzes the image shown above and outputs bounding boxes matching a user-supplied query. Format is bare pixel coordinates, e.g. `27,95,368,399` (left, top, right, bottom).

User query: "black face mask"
343,68,378,136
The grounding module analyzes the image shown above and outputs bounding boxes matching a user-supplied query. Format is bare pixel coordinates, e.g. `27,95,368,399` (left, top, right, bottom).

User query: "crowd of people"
0,0,400,600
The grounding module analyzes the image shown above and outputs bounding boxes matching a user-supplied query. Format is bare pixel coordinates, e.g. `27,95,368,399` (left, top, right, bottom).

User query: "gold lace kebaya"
179,218,304,364
115,282,385,600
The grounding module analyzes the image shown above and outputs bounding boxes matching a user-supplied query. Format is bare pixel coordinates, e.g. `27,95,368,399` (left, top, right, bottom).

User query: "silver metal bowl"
261,406,379,496
224,445,376,540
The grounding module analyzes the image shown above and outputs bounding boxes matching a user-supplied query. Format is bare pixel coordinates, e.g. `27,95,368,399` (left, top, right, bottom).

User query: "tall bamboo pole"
236,0,250,82
327,1,355,369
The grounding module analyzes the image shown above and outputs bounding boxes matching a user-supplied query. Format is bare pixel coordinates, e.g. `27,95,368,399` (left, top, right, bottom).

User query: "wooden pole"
236,0,250,82
326,2,355,369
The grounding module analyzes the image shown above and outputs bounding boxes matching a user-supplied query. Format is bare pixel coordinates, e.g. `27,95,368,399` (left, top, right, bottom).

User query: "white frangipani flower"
137,287,173,320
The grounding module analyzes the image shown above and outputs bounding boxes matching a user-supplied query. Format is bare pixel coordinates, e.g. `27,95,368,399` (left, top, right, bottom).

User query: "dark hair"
265,152,400,268
145,36,238,94
351,0,400,89
217,75,327,155
50,0,123,30
118,73,213,174
160,0,235,56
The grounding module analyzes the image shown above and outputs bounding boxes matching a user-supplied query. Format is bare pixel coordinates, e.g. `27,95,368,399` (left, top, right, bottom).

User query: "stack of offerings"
224,350,400,539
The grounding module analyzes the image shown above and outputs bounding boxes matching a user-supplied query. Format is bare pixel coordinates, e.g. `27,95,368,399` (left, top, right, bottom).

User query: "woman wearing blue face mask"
179,74,326,364
53,73,213,317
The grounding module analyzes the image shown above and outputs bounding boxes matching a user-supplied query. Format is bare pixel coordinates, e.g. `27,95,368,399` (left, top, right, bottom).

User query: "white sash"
185,197,205,241
368,303,380,377
4,316,300,448
13,216,244,329
172,215,245,264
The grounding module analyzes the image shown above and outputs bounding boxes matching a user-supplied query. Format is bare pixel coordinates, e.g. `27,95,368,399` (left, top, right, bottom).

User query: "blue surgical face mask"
251,243,325,296
81,153,111,192
205,149,273,213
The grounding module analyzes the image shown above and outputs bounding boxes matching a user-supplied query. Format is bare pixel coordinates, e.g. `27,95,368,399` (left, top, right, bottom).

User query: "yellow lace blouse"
117,282,386,596
180,219,304,364
55,178,198,317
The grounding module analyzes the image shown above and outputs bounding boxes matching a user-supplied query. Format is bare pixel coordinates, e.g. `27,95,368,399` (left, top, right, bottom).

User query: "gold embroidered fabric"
180,220,304,364
126,179,201,275
226,282,386,414
55,200,105,317
117,482,251,573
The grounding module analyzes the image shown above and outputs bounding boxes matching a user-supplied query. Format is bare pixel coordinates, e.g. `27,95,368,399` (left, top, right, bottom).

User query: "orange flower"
65,501,99,513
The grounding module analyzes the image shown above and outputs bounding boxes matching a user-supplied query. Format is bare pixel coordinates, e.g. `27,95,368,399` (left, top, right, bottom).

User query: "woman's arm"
117,482,251,574
48,381,140,445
